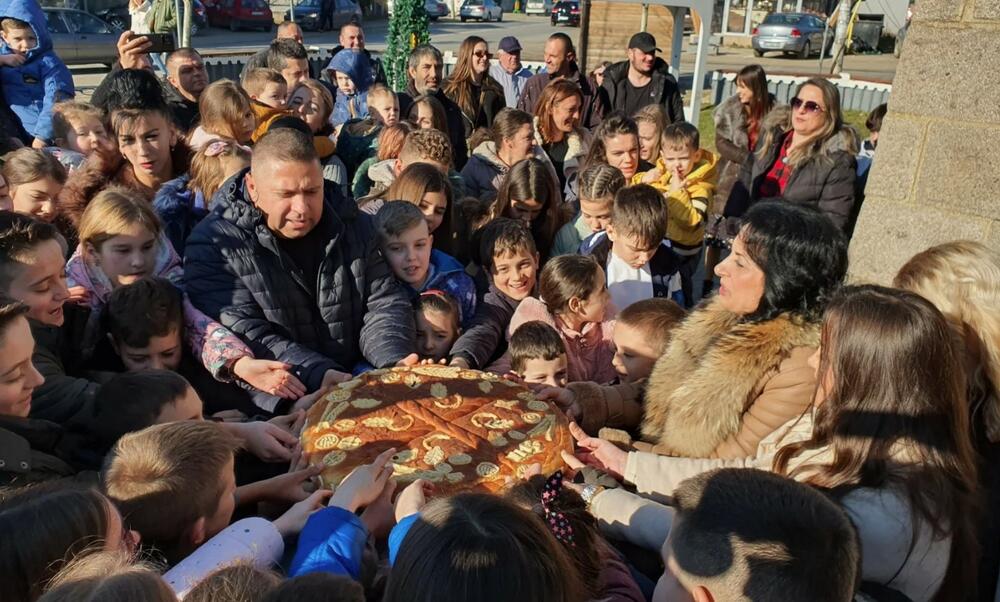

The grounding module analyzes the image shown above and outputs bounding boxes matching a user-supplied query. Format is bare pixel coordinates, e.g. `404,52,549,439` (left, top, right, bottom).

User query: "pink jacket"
495,297,618,385
66,233,253,380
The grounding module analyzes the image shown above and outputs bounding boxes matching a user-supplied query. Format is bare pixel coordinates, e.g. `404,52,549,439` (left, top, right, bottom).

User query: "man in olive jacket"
184,127,415,412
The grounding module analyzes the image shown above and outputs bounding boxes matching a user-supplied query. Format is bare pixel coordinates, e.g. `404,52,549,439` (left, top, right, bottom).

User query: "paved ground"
71,13,898,88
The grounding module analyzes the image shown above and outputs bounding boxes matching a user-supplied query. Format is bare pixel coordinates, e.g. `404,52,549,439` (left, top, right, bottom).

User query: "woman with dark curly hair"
550,201,848,459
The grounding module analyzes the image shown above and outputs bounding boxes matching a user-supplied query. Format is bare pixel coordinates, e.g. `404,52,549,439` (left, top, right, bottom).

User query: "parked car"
206,0,273,32
283,0,362,30
460,0,502,21
524,0,552,15
550,0,578,26
43,7,118,66
425,0,449,20
752,12,830,59
96,1,208,36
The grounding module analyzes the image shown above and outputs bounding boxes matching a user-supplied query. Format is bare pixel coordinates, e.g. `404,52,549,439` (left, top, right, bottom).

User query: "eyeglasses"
791,97,825,114
473,51,493,59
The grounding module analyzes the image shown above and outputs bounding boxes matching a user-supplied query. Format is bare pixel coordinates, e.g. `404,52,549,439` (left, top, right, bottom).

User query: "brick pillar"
849,0,1000,283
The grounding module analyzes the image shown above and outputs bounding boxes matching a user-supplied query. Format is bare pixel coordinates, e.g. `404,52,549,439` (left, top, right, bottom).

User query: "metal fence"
709,69,892,114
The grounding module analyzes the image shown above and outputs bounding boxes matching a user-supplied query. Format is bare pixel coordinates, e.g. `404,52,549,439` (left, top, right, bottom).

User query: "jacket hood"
367,159,396,187
154,174,195,209
470,140,506,171
762,104,860,160
650,148,719,185
327,49,372,93
0,0,51,57
531,116,589,160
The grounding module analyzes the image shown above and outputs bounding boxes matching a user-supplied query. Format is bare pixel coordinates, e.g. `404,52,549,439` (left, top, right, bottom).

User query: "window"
43,9,70,33
63,10,111,33
763,14,803,25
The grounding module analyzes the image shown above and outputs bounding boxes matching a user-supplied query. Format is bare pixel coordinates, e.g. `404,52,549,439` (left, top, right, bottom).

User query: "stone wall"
848,0,1000,283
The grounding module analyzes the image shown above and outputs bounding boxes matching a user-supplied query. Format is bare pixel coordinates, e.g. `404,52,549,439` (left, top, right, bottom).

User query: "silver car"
43,7,119,67
460,0,502,22
425,0,449,20
752,12,830,59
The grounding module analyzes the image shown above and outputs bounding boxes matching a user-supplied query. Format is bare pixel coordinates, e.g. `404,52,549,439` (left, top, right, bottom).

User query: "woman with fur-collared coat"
558,201,848,459
724,77,859,233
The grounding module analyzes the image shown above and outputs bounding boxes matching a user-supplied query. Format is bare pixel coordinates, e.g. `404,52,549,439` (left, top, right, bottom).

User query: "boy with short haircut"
509,320,568,388
660,468,859,602
103,276,259,417
49,101,110,170
611,297,684,384
562,297,683,436
103,421,324,568
450,218,539,370
0,2,75,149
243,68,292,143
581,184,684,310
336,83,398,180
634,122,717,307
375,201,476,326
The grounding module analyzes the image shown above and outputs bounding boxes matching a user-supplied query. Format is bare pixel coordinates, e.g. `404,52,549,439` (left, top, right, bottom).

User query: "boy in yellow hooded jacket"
632,122,718,306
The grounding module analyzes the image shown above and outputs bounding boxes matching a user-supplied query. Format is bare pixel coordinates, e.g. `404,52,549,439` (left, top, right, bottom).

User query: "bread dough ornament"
300,366,572,493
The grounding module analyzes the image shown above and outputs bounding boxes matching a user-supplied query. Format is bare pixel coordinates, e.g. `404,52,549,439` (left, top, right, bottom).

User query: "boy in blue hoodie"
0,0,74,148
327,48,371,126
375,201,476,328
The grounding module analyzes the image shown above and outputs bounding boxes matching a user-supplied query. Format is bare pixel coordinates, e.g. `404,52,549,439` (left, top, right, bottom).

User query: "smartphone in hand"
143,33,176,54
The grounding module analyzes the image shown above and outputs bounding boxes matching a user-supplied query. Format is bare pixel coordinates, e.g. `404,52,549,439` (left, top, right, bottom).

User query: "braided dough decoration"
300,367,573,494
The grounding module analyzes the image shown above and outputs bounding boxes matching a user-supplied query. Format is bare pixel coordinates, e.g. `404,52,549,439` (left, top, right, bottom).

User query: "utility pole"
829,0,852,74
181,0,193,47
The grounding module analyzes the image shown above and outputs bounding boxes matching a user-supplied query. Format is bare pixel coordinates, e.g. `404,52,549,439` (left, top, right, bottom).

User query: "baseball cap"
628,32,660,53
498,36,522,54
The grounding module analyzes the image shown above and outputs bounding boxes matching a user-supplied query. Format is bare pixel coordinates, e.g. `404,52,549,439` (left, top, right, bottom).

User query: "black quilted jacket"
184,169,414,409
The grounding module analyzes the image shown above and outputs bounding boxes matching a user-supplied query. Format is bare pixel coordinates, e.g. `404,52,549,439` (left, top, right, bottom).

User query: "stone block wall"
849,0,1000,283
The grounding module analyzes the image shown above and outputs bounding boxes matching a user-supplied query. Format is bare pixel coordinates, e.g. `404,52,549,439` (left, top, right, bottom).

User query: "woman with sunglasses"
443,36,506,142
724,77,859,233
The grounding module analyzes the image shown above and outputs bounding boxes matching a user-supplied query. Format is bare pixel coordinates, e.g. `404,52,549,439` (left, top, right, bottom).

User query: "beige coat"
575,297,820,459
592,412,952,602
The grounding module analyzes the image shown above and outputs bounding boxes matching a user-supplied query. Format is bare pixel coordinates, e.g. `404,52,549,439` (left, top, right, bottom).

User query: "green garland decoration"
384,0,432,91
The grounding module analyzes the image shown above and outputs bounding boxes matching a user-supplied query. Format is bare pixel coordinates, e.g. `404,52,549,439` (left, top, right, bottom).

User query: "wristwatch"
579,484,605,508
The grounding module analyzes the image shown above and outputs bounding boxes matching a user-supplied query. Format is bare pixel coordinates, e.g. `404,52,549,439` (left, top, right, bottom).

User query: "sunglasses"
791,97,825,114
473,50,493,59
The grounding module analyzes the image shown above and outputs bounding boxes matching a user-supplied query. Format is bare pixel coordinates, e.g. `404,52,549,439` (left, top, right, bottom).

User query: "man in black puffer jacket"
184,128,415,412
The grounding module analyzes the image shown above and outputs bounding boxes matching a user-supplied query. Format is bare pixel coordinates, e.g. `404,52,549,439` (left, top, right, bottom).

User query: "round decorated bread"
301,366,573,494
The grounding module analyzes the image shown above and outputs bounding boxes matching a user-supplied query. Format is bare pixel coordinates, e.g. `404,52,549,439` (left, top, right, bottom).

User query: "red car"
206,0,274,32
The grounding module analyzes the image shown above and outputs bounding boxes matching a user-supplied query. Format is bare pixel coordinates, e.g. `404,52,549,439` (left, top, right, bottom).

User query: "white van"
525,0,553,15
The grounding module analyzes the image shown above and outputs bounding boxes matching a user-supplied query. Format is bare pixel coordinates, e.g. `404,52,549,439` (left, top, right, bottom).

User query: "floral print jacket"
66,233,252,380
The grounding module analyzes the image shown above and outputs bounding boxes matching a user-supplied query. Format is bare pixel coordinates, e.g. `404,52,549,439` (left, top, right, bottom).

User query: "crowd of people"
0,0,997,599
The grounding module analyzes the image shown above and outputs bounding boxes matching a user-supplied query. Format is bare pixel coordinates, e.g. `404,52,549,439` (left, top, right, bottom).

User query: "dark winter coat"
183,169,415,406
0,416,98,491
517,65,605,130
153,174,209,257
397,87,469,170
601,57,684,124
449,284,521,369
163,80,200,133
443,74,506,139
28,304,114,426
580,230,686,307
724,105,859,231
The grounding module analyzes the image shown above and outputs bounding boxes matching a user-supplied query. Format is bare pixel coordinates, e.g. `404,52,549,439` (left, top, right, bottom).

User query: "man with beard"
517,33,604,130
601,32,685,123
163,48,208,133
396,44,468,170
